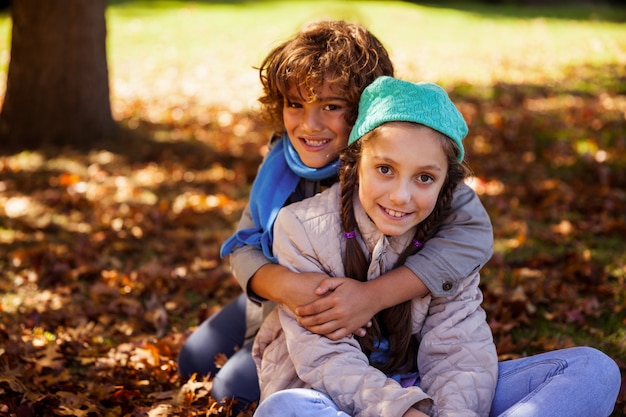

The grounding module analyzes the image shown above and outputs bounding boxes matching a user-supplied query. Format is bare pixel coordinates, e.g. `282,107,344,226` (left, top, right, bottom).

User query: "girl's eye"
323,103,340,111
417,174,434,184
377,166,392,175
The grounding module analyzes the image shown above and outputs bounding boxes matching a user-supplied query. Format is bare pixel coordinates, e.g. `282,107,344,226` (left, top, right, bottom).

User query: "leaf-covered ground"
1,57,625,417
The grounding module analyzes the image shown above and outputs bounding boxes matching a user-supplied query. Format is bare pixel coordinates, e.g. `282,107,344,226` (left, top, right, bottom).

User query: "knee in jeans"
176,344,199,379
578,347,619,375
591,348,621,384
255,390,298,415
574,346,621,402
257,389,331,411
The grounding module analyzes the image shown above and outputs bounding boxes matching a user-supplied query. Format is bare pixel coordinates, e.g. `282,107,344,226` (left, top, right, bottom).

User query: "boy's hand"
279,271,329,313
251,264,328,313
295,277,377,340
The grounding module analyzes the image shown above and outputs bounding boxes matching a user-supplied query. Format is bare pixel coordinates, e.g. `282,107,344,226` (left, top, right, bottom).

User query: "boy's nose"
303,110,323,131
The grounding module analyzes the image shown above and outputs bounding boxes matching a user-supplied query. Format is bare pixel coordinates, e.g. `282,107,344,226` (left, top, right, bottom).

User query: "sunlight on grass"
0,2,624,112
98,1,626,111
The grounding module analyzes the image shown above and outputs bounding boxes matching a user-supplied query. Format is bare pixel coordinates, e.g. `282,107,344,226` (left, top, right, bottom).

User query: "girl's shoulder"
275,183,345,262
282,182,341,222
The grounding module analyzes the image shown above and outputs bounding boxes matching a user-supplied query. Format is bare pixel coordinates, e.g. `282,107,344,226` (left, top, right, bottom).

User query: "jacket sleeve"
417,272,498,417
272,210,433,417
228,202,273,304
404,183,493,297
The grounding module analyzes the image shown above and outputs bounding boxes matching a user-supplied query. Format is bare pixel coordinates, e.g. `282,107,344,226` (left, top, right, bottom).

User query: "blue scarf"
220,135,339,262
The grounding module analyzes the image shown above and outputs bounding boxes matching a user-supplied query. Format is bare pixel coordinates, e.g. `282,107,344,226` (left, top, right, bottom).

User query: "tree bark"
0,0,116,151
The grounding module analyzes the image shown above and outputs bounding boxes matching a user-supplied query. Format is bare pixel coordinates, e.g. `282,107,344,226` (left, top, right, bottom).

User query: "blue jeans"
177,293,259,414
254,346,621,417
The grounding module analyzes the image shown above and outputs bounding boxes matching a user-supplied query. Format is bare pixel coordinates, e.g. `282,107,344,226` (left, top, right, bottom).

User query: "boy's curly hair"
258,20,394,135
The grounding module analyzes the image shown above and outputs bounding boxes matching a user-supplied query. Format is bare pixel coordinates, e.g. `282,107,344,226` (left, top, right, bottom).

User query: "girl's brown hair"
258,20,394,135
339,124,469,375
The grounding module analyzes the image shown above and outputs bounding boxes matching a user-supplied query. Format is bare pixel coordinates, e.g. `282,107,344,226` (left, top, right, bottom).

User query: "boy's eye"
323,103,340,111
285,100,302,108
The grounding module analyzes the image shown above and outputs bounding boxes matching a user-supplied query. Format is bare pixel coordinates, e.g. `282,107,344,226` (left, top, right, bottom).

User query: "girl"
252,77,621,417
178,21,495,413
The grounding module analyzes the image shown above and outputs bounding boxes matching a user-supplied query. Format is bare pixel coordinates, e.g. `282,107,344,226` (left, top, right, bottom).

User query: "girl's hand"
294,277,377,340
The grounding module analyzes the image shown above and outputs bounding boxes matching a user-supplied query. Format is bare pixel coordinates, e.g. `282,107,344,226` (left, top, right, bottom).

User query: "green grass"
103,1,626,86
1,1,623,108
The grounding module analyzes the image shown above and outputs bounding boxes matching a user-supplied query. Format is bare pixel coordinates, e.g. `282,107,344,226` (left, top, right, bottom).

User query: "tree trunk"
0,0,116,151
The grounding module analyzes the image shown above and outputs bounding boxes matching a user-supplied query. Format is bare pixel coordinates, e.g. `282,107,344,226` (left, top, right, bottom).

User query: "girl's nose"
389,181,411,205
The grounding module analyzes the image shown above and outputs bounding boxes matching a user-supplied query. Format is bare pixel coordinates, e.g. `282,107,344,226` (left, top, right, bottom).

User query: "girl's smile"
381,206,412,219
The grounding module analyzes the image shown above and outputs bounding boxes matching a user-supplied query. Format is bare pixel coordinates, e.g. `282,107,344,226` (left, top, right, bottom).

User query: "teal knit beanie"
348,76,468,162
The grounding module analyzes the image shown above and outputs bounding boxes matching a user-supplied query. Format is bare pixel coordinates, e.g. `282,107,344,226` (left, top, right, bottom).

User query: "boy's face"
358,122,448,237
283,82,352,168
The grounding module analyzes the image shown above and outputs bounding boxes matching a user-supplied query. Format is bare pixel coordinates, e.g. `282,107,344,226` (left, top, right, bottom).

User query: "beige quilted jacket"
252,183,497,417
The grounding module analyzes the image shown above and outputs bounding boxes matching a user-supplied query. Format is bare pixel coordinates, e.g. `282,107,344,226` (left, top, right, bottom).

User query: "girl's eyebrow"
417,164,443,172
373,155,443,172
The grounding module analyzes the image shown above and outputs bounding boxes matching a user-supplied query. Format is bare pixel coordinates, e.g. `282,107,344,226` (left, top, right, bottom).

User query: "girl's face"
283,82,352,168
358,122,448,237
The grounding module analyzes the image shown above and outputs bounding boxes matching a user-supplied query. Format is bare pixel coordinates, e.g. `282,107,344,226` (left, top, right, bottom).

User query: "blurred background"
0,1,624,416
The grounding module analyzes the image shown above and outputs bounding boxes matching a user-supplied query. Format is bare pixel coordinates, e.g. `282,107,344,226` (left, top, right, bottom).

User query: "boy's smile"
283,83,352,168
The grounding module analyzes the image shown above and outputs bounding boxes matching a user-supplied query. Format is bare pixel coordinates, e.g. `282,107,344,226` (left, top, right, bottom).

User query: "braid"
339,140,383,354
339,141,369,283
